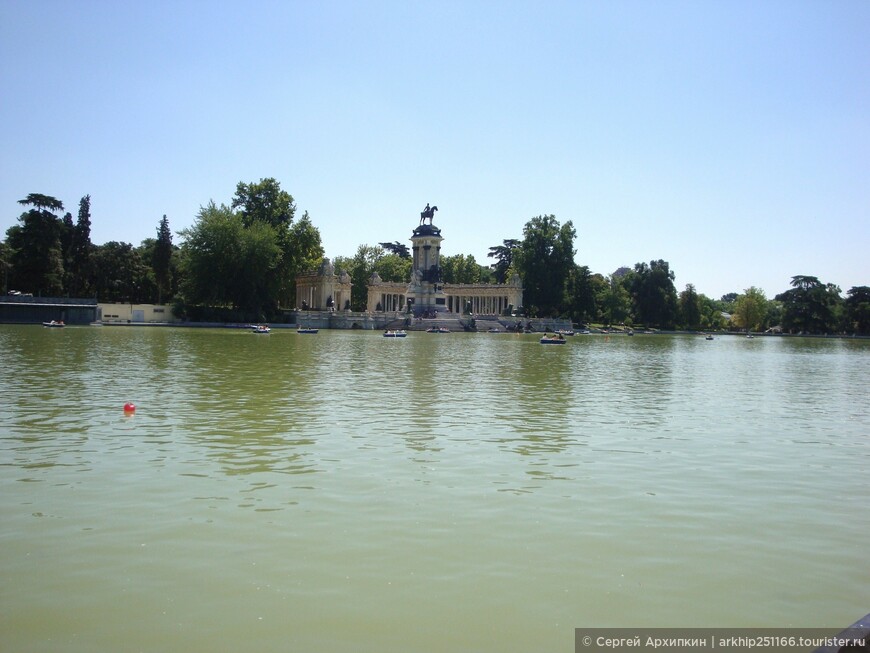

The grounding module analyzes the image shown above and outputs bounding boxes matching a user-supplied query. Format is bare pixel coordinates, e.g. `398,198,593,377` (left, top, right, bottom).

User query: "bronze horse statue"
419,204,438,225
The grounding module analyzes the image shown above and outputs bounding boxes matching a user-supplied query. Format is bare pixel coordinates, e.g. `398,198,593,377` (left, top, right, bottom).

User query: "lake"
1,325,868,652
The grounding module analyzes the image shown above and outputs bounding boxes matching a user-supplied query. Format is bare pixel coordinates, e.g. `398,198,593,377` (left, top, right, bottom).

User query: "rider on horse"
419,203,438,225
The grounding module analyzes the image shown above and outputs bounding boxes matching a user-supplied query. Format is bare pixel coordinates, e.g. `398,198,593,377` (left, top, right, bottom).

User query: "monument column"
406,204,448,317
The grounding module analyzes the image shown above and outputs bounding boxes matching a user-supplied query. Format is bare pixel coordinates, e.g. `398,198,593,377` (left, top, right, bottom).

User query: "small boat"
705,335,714,340
297,327,319,334
487,327,500,333
43,320,65,328
540,334,567,345
252,325,271,334
426,327,450,333
555,329,575,336
383,330,407,338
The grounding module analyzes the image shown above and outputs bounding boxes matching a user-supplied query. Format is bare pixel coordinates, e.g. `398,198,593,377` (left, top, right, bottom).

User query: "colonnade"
446,294,512,315
375,292,406,312
296,280,350,311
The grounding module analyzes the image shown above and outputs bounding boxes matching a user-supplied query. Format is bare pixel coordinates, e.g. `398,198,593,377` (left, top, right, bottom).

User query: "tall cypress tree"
153,215,173,304
60,211,74,294
69,195,93,296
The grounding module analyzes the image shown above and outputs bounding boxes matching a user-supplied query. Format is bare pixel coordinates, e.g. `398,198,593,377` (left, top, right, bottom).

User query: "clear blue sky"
2,0,868,300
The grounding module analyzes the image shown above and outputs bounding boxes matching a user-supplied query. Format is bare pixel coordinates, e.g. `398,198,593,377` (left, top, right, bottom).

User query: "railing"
1,295,98,305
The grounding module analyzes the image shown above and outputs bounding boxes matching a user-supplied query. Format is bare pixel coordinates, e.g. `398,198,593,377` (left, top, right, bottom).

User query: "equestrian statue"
419,203,438,225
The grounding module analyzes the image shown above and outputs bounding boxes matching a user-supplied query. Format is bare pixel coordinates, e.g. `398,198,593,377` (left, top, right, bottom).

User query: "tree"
92,241,151,303
178,201,282,319
374,253,411,284
7,194,66,295
790,275,821,292
282,211,324,308
565,265,600,324
153,215,173,304
775,275,842,334
441,253,482,285
698,294,727,331
232,178,295,229
332,245,410,311
0,241,11,294
629,259,678,328
678,284,702,330
67,195,94,296
331,254,352,295
845,286,870,334
345,244,383,311
60,211,75,290
135,238,161,303
514,215,576,316
764,299,783,331
487,239,520,284
732,287,768,333
231,178,322,309
599,273,632,326
378,241,410,259
18,193,63,212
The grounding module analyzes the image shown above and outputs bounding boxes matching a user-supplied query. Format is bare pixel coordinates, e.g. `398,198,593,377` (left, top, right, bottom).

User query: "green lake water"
1,325,868,652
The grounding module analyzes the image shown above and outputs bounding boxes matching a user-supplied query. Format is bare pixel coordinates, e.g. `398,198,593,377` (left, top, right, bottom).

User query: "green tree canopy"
374,253,412,284
232,178,295,229
92,241,152,303
174,179,322,317
344,244,384,311
7,194,66,295
333,244,413,311
153,214,173,304
845,286,870,334
282,211,324,307
629,259,678,328
441,253,483,285
678,283,702,330
0,241,12,294
178,201,282,319
487,238,520,284
732,286,768,333
18,193,64,212
698,294,728,331
378,241,411,259
775,275,842,334
565,265,602,324
61,211,75,285
514,215,576,317
599,273,633,326
67,195,94,296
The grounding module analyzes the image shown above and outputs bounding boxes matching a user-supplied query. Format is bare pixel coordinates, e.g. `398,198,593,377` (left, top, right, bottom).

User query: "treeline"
1,180,325,322
338,214,870,335
3,181,868,333
2,193,178,306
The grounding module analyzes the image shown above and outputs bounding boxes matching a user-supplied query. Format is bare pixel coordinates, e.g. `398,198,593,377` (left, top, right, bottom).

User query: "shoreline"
9,320,863,339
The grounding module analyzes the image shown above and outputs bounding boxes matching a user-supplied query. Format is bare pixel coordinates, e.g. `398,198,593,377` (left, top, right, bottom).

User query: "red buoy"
123,402,136,414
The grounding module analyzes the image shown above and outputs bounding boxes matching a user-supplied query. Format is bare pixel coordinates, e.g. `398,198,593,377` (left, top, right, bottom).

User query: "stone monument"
406,203,447,316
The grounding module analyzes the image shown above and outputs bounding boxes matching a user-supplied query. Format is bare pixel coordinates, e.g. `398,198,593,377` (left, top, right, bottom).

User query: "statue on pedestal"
419,203,438,225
